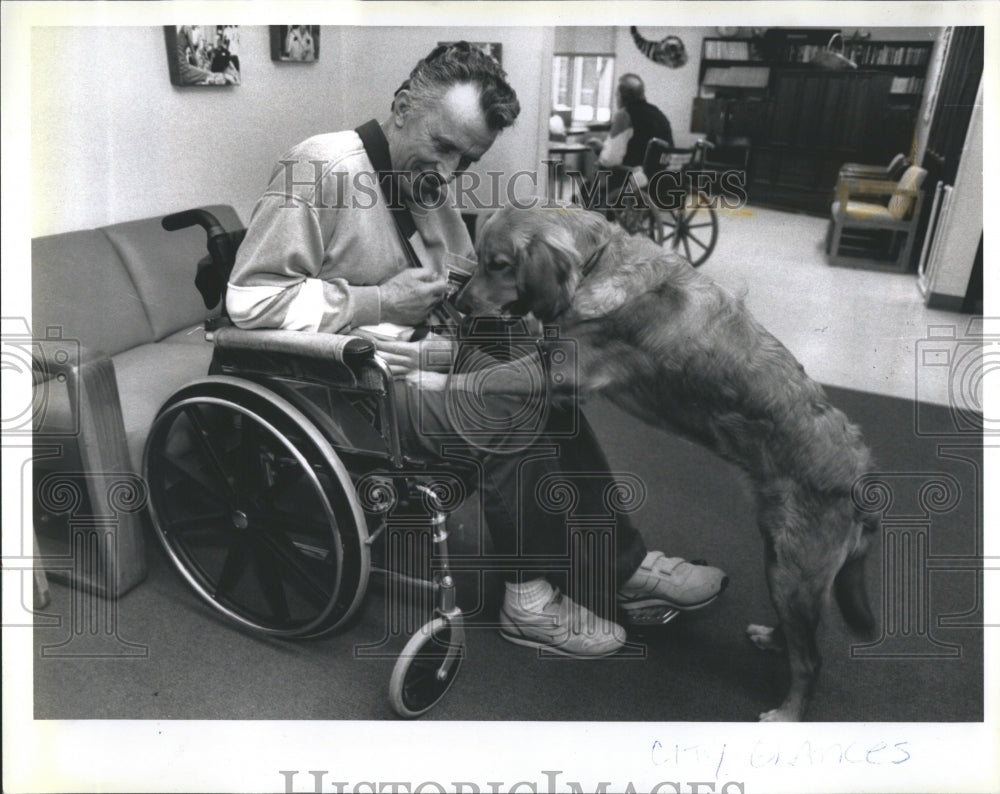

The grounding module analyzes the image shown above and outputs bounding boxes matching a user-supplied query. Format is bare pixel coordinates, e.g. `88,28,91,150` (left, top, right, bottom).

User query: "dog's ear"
516,225,580,321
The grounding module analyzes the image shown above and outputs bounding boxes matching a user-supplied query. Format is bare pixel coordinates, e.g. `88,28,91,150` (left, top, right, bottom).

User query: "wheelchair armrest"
213,327,376,369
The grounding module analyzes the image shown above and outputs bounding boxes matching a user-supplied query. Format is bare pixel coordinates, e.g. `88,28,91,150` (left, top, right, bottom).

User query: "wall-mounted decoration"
630,27,688,69
165,25,241,86
438,41,502,66
271,25,320,62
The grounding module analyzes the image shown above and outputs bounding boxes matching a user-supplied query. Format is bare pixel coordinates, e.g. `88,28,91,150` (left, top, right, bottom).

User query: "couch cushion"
113,341,214,470
32,229,156,357
161,323,211,345
102,204,242,341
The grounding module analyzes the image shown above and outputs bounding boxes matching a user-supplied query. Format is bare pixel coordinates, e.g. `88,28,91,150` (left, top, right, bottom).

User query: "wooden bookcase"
694,31,935,214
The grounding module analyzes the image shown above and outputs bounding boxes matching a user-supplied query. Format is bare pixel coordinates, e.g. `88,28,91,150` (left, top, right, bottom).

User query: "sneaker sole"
618,575,729,612
498,628,623,659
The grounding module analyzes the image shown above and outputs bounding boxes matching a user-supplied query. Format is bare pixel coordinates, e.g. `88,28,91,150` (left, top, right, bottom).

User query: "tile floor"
692,203,982,407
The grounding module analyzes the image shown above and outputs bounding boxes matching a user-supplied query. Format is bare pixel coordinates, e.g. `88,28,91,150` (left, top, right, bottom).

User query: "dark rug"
32,386,984,721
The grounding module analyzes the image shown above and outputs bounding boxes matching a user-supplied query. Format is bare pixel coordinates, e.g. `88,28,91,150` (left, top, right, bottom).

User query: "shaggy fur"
455,206,878,721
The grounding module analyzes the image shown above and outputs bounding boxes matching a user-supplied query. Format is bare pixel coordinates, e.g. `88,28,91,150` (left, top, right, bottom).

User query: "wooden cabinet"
749,70,895,214
694,31,935,215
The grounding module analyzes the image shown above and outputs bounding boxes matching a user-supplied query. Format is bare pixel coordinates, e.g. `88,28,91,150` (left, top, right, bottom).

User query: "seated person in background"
227,43,726,658
586,73,674,207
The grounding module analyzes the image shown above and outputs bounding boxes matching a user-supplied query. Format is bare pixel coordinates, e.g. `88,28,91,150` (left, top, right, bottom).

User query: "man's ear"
516,226,580,321
392,89,413,127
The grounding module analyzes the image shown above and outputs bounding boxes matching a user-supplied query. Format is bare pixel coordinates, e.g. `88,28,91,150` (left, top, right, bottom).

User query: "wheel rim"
662,198,718,267
145,386,362,637
393,620,463,717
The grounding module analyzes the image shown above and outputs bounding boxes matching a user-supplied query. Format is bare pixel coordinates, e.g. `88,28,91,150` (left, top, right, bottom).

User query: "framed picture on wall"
271,25,320,62
164,25,241,86
438,41,502,65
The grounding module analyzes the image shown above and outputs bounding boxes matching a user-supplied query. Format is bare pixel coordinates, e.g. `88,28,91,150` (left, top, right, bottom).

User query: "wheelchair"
608,137,720,268
143,209,467,718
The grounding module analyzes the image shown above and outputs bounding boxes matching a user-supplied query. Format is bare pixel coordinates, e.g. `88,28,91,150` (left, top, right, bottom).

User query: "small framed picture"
438,41,502,66
165,25,241,86
271,25,320,62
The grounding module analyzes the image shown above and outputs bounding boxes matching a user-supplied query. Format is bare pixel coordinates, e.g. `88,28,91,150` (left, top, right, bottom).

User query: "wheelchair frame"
144,210,467,717
609,137,721,268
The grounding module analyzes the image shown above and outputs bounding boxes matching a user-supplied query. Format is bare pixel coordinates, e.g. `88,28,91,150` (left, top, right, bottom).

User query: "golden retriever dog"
450,205,878,721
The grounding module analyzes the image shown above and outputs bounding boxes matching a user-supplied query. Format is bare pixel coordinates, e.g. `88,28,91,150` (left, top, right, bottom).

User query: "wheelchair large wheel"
389,617,464,718
661,195,718,267
144,376,370,638
613,201,663,244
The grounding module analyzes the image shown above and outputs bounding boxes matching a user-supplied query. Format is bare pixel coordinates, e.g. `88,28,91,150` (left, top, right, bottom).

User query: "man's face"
391,82,498,204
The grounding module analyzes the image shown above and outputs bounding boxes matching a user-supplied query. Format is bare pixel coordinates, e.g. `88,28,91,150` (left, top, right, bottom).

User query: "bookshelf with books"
694,30,935,214
698,37,771,95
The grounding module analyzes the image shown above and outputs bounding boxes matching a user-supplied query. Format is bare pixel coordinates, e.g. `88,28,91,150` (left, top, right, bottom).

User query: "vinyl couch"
30,205,242,596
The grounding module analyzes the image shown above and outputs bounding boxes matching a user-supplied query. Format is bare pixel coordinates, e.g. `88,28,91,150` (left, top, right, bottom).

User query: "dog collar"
580,237,613,278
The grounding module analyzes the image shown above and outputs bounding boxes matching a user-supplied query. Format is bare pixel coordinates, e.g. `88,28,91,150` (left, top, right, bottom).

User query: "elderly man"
227,42,725,658
585,73,674,208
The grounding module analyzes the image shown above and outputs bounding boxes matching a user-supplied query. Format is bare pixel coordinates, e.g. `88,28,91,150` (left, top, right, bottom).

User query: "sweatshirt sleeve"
226,192,382,334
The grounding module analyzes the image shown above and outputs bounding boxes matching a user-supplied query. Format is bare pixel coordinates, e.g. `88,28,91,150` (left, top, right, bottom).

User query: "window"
552,55,615,125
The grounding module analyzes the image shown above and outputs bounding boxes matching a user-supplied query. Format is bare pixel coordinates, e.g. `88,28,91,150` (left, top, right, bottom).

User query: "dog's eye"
485,259,509,273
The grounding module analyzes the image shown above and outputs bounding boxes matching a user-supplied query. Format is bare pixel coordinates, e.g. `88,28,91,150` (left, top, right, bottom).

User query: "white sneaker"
618,551,728,611
499,587,625,658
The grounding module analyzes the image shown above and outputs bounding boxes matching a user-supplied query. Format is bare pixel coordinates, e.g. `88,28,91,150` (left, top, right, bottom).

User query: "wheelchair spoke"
184,405,238,502
255,531,333,612
264,509,338,540
215,534,252,599
152,447,231,506
249,534,291,623
165,510,231,535
687,234,710,252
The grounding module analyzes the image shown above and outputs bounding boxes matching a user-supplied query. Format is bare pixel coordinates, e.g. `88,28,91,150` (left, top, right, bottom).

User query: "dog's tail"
833,514,878,636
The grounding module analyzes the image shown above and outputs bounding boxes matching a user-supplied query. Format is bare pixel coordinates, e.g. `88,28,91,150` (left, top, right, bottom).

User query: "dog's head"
458,206,610,322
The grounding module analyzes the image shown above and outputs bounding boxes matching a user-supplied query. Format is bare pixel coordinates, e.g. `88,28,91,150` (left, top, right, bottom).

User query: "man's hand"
373,333,454,378
379,268,448,326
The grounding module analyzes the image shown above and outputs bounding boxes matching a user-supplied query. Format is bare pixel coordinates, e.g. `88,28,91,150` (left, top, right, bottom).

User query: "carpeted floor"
32,385,983,722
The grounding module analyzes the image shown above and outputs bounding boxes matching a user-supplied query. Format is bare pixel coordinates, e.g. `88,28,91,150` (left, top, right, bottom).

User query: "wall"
30,25,546,237
612,27,710,147
30,24,947,237
926,75,983,302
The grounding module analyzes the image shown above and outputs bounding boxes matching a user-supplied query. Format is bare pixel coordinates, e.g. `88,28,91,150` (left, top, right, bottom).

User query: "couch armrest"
33,342,148,597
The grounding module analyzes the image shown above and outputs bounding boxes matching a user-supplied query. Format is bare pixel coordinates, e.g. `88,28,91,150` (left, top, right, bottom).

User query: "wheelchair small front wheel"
389,616,464,718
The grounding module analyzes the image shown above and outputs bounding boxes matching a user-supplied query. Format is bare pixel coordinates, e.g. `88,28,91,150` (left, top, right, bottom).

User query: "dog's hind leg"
753,502,844,721
757,564,825,722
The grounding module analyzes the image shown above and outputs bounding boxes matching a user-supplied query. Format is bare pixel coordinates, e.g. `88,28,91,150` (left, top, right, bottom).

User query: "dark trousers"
394,380,647,606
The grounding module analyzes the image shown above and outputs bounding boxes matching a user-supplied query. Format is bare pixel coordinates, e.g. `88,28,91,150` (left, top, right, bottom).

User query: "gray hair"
618,73,646,104
393,42,521,132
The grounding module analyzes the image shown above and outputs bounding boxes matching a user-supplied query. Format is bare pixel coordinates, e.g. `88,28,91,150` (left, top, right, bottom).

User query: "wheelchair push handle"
162,208,228,238
162,208,238,272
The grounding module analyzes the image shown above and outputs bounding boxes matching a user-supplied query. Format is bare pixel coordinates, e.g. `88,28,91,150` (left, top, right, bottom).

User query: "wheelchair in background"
145,209,466,717
609,137,720,268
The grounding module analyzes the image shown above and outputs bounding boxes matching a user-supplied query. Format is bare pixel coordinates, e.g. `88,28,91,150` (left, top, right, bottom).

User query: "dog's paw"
746,623,784,652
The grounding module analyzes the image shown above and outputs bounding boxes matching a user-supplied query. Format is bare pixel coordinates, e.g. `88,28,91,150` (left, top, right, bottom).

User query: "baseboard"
926,292,967,312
